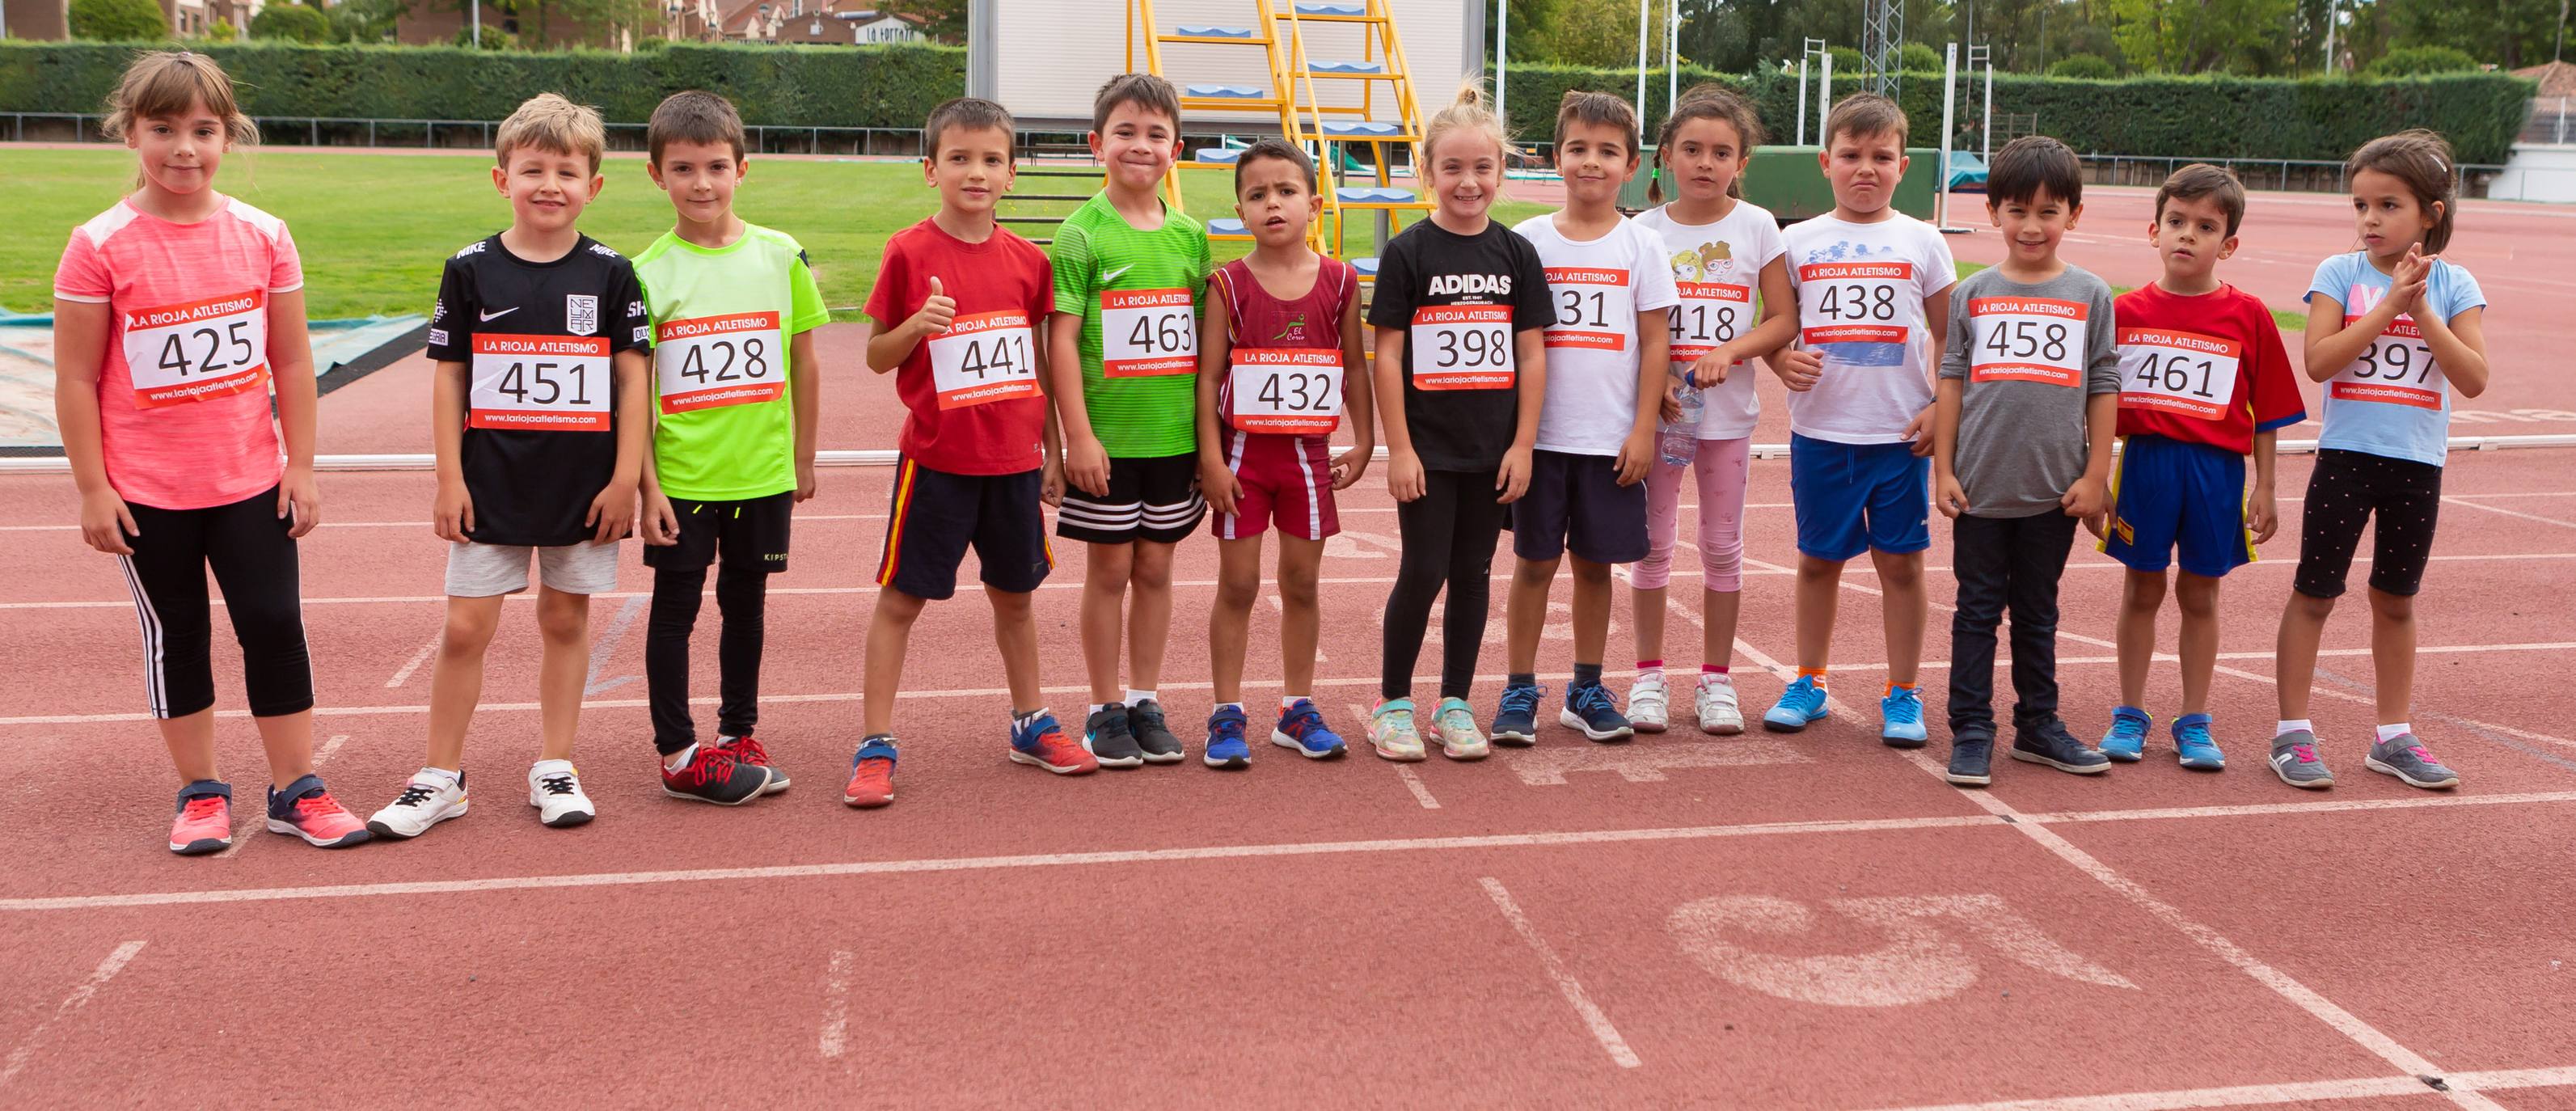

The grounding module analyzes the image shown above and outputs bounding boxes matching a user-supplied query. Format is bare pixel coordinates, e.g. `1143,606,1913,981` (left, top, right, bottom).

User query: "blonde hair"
102,51,256,188
1420,78,1509,166
496,93,608,175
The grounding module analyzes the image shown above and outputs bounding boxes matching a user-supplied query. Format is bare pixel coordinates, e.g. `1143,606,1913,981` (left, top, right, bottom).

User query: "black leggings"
2293,449,2443,599
118,485,313,720
1381,467,1509,701
644,564,769,754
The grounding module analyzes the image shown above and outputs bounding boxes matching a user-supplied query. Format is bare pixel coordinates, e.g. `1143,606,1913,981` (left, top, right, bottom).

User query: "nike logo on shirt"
479,307,518,322
1101,264,1135,285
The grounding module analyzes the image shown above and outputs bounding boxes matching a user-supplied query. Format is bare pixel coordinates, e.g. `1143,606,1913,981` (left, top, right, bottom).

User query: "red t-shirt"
2111,282,2305,456
1211,256,1355,441
864,219,1054,475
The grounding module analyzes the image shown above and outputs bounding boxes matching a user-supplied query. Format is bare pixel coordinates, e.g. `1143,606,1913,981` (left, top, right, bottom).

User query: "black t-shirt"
427,234,649,547
1366,218,1554,472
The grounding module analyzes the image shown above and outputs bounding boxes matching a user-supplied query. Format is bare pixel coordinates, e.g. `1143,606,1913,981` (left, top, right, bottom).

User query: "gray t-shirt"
1937,265,2120,517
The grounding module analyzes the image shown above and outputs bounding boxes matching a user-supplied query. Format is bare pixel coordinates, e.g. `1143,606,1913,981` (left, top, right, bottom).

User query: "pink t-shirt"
53,196,304,510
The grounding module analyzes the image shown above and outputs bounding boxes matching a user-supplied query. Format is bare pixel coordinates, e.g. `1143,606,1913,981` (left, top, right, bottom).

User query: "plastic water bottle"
1659,376,1704,467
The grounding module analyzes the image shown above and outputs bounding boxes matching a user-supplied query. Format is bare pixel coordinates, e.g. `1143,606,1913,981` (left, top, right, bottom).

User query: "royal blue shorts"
2101,434,2255,578
1788,433,1930,561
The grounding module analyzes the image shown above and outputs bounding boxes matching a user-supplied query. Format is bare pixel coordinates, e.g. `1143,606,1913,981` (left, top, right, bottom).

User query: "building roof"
2513,61,2576,99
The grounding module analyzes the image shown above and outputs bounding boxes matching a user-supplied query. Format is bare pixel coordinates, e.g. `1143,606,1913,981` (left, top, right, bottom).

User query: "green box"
1621,146,1942,222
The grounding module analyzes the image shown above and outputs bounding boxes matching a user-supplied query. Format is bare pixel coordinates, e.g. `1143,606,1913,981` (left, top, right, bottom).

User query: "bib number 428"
655,311,783,415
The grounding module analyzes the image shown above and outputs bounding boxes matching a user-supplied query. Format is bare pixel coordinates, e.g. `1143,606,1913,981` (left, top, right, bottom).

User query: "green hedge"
1498,63,2536,164
0,40,965,129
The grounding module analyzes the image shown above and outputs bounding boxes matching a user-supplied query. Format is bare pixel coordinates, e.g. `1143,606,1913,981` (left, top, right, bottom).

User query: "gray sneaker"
2267,729,2335,789
2366,733,2460,790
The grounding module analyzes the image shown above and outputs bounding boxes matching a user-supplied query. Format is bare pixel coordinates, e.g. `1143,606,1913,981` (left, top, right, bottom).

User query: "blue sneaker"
1204,705,1252,769
2174,712,2225,771
1879,686,1928,749
2100,706,2151,762
1558,682,1633,742
1269,699,1347,759
1491,682,1545,746
1763,675,1830,733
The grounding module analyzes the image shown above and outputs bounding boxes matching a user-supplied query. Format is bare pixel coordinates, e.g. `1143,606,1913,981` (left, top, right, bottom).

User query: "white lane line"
1477,877,1641,1069
2444,496,2576,530
818,949,852,1059
317,733,353,764
2023,789,2576,825
384,634,439,688
581,594,649,695
1863,1064,2576,1111
1350,701,1438,808
0,940,147,1088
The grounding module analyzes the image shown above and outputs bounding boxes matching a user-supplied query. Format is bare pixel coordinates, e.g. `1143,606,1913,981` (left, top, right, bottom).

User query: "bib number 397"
655,311,782,415
1101,289,1196,377
1229,349,1342,434
1410,306,1514,391
2329,316,2444,410
928,310,1041,410
122,289,269,408
470,334,611,431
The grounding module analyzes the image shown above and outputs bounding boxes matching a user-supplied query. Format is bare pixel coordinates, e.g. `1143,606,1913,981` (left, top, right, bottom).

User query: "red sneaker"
1008,712,1098,775
265,775,371,848
843,737,897,809
169,782,233,855
716,734,789,793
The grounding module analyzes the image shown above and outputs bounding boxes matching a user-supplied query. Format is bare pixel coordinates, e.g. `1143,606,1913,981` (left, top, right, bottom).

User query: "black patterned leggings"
2292,449,2443,599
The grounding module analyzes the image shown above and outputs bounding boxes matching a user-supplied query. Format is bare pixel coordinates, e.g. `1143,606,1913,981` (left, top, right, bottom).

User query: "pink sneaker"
265,775,372,848
169,781,233,855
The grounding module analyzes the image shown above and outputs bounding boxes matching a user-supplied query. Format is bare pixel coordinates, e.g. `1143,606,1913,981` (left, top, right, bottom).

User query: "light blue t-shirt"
2304,251,2485,467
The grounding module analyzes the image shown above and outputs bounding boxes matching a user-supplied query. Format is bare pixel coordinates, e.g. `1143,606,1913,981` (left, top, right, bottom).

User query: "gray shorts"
445,540,620,598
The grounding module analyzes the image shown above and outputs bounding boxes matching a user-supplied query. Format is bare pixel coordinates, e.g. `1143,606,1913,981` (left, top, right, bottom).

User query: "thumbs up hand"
911,274,958,337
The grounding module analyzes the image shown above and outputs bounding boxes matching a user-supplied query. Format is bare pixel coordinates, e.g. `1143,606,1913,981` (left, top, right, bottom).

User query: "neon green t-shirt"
1049,192,1211,458
634,224,830,501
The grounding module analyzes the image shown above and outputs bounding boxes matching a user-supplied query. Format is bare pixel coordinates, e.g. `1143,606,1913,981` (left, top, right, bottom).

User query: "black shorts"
643,491,793,574
1511,449,1649,564
878,458,1054,601
1055,452,1206,544
2293,448,2443,599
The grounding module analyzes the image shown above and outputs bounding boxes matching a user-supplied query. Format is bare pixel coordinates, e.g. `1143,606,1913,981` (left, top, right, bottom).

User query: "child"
1768,94,1954,746
2273,129,2489,791
631,91,825,805
1929,136,2118,786
1046,74,1213,768
1630,84,1795,736
1496,91,1677,746
367,93,651,838
2099,164,2304,772
53,50,368,853
1368,81,1553,761
1196,139,1373,767
855,96,1096,805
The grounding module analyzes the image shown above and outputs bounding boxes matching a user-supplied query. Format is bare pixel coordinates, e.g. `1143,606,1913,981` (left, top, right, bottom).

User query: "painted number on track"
1668,893,2135,1007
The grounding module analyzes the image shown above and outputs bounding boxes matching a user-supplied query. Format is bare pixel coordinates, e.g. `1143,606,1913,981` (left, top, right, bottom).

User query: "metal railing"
2525,97,2574,146
3,112,928,155
2078,153,2508,197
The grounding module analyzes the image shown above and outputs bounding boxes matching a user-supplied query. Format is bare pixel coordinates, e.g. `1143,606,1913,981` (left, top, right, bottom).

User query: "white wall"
2489,145,2576,204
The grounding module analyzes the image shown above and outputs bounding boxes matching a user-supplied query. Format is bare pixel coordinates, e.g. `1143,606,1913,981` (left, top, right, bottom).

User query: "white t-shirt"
1635,200,1787,440
1780,213,1957,445
1514,213,1681,456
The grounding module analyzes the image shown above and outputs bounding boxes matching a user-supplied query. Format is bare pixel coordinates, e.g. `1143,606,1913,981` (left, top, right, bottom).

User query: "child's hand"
1933,472,1968,518
1065,435,1111,498
1659,378,1683,424
2060,475,2109,520
1040,456,1066,508
909,276,958,337
1330,444,1370,490
2248,485,2278,543
1687,351,1732,390
279,464,321,538
1386,449,1426,503
587,485,635,543
1614,426,1654,487
641,491,681,546
1199,454,1242,517
1902,408,1935,458
433,479,475,543
2082,511,2107,541
1497,445,1535,504
1769,348,1823,391
795,461,819,504
79,487,138,556
2388,247,2431,316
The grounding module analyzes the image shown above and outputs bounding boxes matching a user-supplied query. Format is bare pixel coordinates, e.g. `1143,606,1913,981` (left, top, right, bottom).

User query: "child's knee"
440,606,499,653
1700,537,1743,592
537,604,588,644
1087,546,1134,589
1568,557,1611,586
1274,567,1320,610
2287,590,2337,620
2174,576,2220,619
1213,568,1260,610
1129,544,1176,591
2368,588,2415,621
876,589,929,625
2123,571,2168,612
1874,552,1924,590
1514,557,1560,589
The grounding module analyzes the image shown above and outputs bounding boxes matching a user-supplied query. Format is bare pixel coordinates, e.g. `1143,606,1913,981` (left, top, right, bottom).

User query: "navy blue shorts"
1788,433,1929,561
2101,434,2254,579
876,458,1053,601
1510,450,1648,564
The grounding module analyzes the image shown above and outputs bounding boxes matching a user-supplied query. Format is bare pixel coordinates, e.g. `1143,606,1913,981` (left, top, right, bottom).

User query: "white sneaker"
1627,671,1670,733
1696,675,1744,735
365,773,468,839
528,760,594,828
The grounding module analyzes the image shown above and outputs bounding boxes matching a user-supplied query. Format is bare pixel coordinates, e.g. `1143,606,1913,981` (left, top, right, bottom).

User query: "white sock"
1125,688,1157,706
1282,695,1306,710
2275,720,2312,738
1216,702,1245,714
1092,701,1124,716
418,766,461,789
2377,722,2413,744
664,743,697,770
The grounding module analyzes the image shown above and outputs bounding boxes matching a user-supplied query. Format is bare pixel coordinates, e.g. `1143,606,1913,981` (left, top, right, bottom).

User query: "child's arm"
431,359,474,541
267,289,322,537
1905,285,1953,457
790,329,821,500
638,408,679,546
2063,391,2114,520
50,300,133,555
1930,377,1966,518
865,276,952,373
1501,330,1547,504
1333,293,1374,490
1700,256,1801,388
2302,251,2424,384
2249,429,2280,543
1193,289,1239,517
2414,303,2489,399
1618,306,1672,486
592,349,648,543
1047,310,1109,497
1041,394,1066,508
1373,326,1423,502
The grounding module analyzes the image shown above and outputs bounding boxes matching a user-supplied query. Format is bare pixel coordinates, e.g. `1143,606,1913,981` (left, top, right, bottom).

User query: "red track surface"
6,191,2576,1105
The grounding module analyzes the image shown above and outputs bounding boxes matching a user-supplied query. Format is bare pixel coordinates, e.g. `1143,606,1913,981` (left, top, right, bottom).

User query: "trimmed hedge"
1498,62,2536,164
0,40,965,129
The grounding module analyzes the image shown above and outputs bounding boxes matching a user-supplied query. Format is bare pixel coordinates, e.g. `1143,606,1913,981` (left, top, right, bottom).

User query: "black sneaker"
1946,734,1995,786
1086,707,1144,769
2010,720,2112,775
1128,699,1185,764
661,746,771,805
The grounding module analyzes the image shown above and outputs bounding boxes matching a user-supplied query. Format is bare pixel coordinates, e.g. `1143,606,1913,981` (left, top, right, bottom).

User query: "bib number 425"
121,289,270,408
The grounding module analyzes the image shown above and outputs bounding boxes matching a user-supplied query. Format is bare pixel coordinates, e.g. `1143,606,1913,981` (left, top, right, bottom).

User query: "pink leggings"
1633,436,1750,592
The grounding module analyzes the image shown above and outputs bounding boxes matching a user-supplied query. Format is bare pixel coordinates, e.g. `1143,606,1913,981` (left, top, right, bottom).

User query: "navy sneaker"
1085,706,1144,769
1271,699,1348,759
1204,705,1252,769
1946,735,1995,786
1491,682,1545,747
1559,682,1634,742
2010,719,2112,775
1128,699,1185,764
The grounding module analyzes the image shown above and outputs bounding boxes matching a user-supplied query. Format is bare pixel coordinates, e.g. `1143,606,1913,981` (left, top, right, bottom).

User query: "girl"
1366,81,1552,762
53,51,369,853
2270,129,2489,791
1625,86,1797,736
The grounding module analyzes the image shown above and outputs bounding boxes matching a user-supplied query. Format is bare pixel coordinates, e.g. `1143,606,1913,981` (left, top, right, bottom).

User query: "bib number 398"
655,311,782,415
928,310,1042,410
1101,288,1196,377
1229,349,1342,434
470,334,611,431
122,289,269,408
1410,306,1514,391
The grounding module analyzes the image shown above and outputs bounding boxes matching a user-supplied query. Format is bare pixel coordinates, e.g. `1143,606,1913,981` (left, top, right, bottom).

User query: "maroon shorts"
1210,430,1341,542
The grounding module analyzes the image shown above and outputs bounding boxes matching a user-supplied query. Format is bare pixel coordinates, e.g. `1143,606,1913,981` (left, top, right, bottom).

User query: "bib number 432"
1229,349,1342,433
121,289,270,408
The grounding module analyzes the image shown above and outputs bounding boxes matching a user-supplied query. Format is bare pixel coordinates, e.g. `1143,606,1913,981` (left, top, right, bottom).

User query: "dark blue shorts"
876,458,1053,601
2101,435,2254,579
1510,450,1648,564
1788,433,1929,561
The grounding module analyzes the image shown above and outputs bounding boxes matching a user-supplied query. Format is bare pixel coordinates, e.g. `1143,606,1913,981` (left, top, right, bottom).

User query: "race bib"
1542,267,1632,351
2117,327,2241,420
1967,297,2087,387
2328,316,2444,410
1228,349,1342,434
927,310,1042,410
1409,306,1514,391
469,334,612,431
121,289,268,408
1797,261,1911,346
1670,281,1751,365
654,311,783,415
1101,288,1196,377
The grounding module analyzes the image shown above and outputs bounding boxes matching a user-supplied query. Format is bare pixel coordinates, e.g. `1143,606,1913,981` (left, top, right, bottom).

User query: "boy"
1497,91,1677,746
369,93,650,838
1196,139,1373,767
2099,164,2304,775
855,95,1096,806
631,91,826,805
1048,74,1213,768
1929,136,2118,786
1766,94,1955,746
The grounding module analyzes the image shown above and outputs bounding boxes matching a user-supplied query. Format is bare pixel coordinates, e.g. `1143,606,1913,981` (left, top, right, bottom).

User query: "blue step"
1193,147,1244,164
1173,23,1255,37
1349,256,1380,277
1294,2,1366,15
1321,120,1407,137
1185,84,1269,99
1337,187,1416,204
1308,60,1386,74
1209,218,1251,236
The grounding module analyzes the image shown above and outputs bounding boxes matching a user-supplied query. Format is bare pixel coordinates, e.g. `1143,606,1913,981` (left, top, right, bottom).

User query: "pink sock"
1637,659,1664,672
1702,664,1729,674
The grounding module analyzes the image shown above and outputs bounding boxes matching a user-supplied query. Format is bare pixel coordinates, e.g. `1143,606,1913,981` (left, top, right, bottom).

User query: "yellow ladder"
1128,0,1305,224
1276,0,1434,281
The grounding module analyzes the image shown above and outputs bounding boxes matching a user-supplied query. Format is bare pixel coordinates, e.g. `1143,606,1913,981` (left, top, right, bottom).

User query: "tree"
2109,0,2296,73
1899,41,1941,70
324,0,407,42
2377,0,2561,68
1531,0,1670,67
251,2,329,40
69,0,168,40
2048,52,2117,76
2363,44,2483,74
